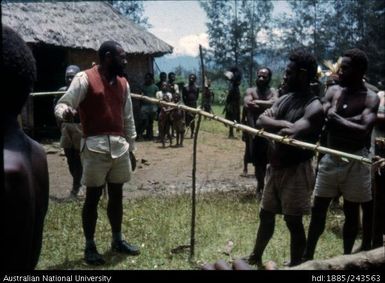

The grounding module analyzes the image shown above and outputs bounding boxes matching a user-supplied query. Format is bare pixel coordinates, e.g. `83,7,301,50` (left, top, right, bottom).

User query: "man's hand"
62,108,77,122
278,127,294,137
247,100,260,109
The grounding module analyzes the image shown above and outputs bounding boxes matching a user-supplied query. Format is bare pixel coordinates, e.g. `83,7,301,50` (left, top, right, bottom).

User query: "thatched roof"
2,1,173,57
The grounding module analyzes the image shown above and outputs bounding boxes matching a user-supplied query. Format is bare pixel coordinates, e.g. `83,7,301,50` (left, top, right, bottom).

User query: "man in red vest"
55,41,139,265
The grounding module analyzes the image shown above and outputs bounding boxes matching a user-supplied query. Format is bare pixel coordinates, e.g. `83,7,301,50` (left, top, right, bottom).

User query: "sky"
143,0,291,57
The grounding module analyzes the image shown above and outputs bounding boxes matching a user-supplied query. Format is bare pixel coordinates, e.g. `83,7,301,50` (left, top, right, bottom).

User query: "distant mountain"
154,55,199,73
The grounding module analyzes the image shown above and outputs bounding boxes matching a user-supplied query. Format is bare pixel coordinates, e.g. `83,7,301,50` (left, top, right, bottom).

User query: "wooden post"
189,45,206,261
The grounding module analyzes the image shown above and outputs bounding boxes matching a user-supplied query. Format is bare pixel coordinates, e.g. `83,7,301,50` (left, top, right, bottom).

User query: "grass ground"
37,106,349,270
37,191,346,270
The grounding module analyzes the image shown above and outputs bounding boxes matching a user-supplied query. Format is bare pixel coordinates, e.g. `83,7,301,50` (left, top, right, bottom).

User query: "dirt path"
44,130,258,200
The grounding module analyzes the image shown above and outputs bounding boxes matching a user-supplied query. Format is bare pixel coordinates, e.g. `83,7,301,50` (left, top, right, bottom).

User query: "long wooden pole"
189,45,206,261
32,91,372,164
129,94,372,165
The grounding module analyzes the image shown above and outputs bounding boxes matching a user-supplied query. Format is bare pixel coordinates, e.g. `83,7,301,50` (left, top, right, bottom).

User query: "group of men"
3,22,384,271
241,48,383,268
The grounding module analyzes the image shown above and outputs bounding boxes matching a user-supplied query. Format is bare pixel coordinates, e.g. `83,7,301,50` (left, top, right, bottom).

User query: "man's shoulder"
245,87,256,94
366,89,380,107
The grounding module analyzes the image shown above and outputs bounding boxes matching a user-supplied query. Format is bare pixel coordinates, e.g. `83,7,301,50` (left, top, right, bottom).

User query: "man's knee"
284,215,303,229
259,209,275,224
85,186,104,201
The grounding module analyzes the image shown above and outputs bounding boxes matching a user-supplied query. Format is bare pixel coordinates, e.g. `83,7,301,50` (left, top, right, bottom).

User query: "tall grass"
37,191,345,270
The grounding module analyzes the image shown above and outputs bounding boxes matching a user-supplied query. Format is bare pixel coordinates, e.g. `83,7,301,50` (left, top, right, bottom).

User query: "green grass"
37,191,345,270
199,105,228,136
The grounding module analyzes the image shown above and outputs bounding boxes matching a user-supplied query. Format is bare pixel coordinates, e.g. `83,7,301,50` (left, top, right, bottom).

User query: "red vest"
79,66,127,137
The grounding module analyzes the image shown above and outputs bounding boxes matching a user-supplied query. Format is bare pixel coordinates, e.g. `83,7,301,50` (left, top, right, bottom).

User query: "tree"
200,0,273,85
109,1,151,28
272,0,385,86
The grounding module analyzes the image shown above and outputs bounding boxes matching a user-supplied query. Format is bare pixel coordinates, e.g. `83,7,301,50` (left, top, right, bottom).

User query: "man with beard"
248,49,324,268
243,67,278,195
55,41,140,265
303,49,379,260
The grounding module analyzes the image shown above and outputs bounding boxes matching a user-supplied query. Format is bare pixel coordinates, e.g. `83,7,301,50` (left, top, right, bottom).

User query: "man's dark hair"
2,25,37,116
145,72,154,80
159,72,167,79
289,48,317,82
189,73,197,79
168,72,175,79
258,67,272,80
343,48,368,76
98,40,122,62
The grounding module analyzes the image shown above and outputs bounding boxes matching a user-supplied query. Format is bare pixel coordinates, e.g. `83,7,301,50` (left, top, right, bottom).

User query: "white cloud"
172,33,209,57
257,28,284,44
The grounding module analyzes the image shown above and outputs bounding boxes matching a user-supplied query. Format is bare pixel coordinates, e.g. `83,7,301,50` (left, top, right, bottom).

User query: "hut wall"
67,49,99,71
125,55,153,93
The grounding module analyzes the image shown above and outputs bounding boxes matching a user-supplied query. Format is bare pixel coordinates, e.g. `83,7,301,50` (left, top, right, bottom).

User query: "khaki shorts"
314,149,372,203
80,146,132,187
261,160,315,216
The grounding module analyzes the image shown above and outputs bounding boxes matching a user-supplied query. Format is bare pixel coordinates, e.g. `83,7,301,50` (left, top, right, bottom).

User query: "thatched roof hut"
2,1,173,138
2,1,173,57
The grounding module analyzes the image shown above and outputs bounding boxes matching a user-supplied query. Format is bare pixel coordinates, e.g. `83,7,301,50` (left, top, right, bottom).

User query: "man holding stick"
248,49,324,267
304,48,379,260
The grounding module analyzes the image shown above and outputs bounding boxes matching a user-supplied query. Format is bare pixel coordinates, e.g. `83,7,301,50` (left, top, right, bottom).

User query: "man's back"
3,128,49,270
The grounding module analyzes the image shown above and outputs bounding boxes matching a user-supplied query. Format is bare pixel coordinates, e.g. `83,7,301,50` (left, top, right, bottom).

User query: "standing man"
224,67,242,138
243,67,278,195
156,72,167,90
55,41,140,265
182,74,200,138
202,78,215,114
2,25,49,270
55,65,83,198
139,73,158,140
248,49,324,267
371,89,385,248
304,49,379,260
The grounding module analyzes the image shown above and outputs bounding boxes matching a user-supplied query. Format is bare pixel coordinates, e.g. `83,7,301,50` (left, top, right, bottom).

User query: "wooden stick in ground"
129,93,372,165
189,44,205,261
190,114,202,261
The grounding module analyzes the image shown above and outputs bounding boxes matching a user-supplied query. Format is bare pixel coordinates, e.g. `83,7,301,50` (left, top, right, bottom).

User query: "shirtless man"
243,67,278,195
182,74,200,138
248,49,324,267
2,25,49,270
304,48,380,260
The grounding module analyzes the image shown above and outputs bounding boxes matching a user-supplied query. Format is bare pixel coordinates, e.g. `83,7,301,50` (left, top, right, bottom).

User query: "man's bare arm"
327,92,380,139
279,99,325,139
256,97,294,132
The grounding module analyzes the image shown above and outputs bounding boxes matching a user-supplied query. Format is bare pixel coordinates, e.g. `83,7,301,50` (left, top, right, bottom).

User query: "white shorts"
80,146,132,187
